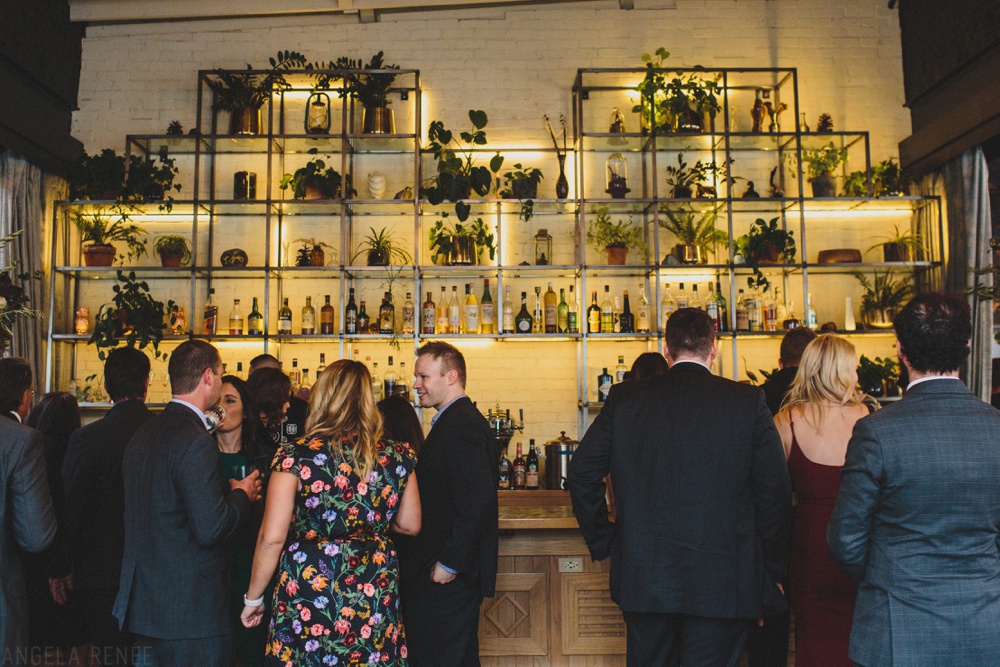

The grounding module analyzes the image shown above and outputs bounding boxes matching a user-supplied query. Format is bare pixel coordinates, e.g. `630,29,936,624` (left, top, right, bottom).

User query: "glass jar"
74,307,89,335
606,153,630,198
534,228,553,265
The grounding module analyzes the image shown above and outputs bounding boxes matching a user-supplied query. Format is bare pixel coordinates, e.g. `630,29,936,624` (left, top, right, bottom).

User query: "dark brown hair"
779,327,818,367
894,292,971,373
664,308,715,360
168,340,221,395
104,347,151,401
629,352,669,382
0,357,32,414
378,394,425,453
247,366,293,432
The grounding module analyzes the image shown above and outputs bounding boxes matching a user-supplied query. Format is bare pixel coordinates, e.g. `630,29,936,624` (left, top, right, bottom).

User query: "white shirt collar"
9,411,21,423
906,375,962,390
670,358,711,372
169,398,211,429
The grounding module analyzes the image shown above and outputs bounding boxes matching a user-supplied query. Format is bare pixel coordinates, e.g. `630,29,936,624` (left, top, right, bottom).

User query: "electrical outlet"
558,557,583,573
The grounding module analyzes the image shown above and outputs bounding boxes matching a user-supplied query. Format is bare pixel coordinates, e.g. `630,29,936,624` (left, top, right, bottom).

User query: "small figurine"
817,113,834,133
742,181,761,198
768,167,785,198
393,185,414,200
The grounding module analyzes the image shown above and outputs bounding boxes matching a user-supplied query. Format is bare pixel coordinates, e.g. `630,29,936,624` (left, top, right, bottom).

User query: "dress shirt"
430,394,467,427
169,398,212,429
906,375,962,390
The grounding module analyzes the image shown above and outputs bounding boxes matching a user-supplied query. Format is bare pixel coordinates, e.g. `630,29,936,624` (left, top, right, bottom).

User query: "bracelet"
243,593,265,607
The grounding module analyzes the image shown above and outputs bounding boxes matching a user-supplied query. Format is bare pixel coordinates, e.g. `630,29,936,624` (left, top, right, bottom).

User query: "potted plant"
72,207,148,266
798,142,848,197
123,154,181,207
632,48,722,134
586,206,646,265
206,50,308,135
428,216,496,266
501,163,543,200
88,270,173,361
421,110,504,222
352,227,411,267
854,270,913,328
67,149,127,201
734,217,796,292
0,231,43,355
873,158,903,196
842,169,869,197
328,51,400,134
279,148,354,200
663,152,729,198
153,235,191,267
657,205,726,265
291,238,336,267
856,354,900,398
866,225,926,262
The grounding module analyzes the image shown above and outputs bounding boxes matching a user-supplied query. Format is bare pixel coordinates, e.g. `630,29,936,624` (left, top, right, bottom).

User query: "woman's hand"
242,603,265,628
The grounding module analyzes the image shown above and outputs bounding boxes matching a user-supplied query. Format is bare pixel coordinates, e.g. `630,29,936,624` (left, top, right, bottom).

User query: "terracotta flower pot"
83,244,116,267
158,251,183,267
605,246,629,265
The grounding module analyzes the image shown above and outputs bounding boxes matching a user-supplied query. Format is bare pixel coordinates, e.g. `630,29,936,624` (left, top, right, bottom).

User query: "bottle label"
526,469,539,488
637,306,649,332
588,311,600,332
403,305,415,333
503,308,514,332
568,312,579,333
465,306,479,333
545,304,557,326
248,317,262,335
481,303,494,326
203,306,218,335
517,318,531,333
422,307,435,332
598,378,612,398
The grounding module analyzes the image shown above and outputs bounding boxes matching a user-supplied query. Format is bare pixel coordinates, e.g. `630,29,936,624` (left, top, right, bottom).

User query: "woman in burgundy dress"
773,334,872,666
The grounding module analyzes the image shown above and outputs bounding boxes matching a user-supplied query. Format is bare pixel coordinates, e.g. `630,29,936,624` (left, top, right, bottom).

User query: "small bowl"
817,248,861,264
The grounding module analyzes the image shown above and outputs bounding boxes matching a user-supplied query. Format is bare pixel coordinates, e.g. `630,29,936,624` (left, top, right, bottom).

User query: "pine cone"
166,120,183,135
816,113,833,132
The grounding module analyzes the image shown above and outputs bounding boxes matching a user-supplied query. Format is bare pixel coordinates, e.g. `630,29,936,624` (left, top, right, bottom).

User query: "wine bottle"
371,360,382,400
735,289,750,331
448,286,461,334
600,286,614,334
515,292,533,334
526,440,540,490
464,283,479,334
502,285,515,334
587,291,601,334
228,299,243,335
422,291,436,334
568,285,579,334
320,294,335,334
301,296,316,335
597,367,613,402
557,288,569,333
619,290,635,333
480,279,495,334
203,288,218,335
345,288,358,335
247,297,263,335
512,443,526,490
402,292,415,334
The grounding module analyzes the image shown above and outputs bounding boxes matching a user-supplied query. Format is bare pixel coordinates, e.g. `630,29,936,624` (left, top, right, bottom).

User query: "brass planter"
448,236,477,266
362,107,395,134
229,107,262,135
673,243,702,265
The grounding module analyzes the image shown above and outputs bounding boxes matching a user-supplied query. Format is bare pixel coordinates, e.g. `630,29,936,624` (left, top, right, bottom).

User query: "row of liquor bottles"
498,440,541,491
199,281,821,337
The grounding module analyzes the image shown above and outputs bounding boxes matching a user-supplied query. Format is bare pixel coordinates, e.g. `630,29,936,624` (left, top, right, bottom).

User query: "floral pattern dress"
265,436,416,666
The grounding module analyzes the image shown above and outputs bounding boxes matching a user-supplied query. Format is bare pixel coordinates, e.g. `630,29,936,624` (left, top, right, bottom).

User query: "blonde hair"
304,359,384,481
778,334,865,428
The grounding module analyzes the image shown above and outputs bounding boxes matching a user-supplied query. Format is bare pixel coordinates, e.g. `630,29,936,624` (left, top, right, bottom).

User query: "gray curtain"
0,151,63,388
932,147,992,399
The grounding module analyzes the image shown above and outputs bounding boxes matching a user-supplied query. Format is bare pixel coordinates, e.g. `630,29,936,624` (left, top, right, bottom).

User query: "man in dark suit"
568,309,792,667
62,347,154,665
828,292,1000,666
747,325,814,667
0,358,56,660
400,341,497,667
114,340,261,666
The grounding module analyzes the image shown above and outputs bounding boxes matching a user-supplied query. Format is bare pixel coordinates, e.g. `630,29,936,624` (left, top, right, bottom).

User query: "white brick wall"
69,0,909,440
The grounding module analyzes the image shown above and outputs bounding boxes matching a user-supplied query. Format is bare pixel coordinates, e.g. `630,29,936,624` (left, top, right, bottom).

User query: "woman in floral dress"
241,359,422,665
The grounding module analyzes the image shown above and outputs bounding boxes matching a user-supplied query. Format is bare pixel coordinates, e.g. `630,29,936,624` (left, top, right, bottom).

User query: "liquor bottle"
615,354,627,383
379,292,395,334
690,284,702,310
498,450,512,490
289,358,301,391
228,299,243,335
706,288,721,332
612,296,622,333
774,287,788,325
448,286,461,334
502,286,515,334
783,301,801,330
587,291,601,334
371,361,382,400
637,284,650,333
422,291,436,334
203,288,218,335
735,289,750,331
544,282,558,333
480,279,495,334
320,295,335,334
763,291,778,332
676,283,690,309
532,286,543,334
345,288,358,334
557,288,569,333
526,440,540,490
301,296,316,335
597,367,613,402
277,297,292,335
661,283,676,332
235,361,244,378
512,443,526,490
356,300,370,333
714,282,729,332
600,286,614,333
464,283,480,334
317,353,326,376
397,361,410,401
402,292,415,335
619,291,635,333
247,297,263,335
807,293,819,330
300,368,312,392
436,286,449,334
383,356,398,397
515,292,533,333
568,285,579,334
748,290,763,332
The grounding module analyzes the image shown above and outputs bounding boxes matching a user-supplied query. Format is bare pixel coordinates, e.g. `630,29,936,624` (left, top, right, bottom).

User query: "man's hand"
231,470,262,503
49,575,73,605
431,562,456,585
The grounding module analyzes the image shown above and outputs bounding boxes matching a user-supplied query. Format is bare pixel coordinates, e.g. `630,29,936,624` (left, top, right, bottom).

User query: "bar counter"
478,491,625,666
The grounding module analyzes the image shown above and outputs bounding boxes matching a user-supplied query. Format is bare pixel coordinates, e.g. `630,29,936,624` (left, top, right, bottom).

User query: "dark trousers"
133,635,230,667
623,611,750,667
745,606,790,667
80,588,134,666
401,574,483,667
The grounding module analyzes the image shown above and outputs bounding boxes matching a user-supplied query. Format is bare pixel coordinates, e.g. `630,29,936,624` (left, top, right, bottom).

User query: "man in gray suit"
0,357,56,662
829,292,1000,666
114,341,261,665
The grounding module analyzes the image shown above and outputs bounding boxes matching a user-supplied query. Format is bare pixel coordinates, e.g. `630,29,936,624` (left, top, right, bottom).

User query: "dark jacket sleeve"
436,418,495,573
827,417,882,584
174,432,251,546
567,389,615,562
749,390,793,585
11,428,57,554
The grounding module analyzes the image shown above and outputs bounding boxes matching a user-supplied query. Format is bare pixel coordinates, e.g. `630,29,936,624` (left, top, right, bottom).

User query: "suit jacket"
0,417,56,656
568,362,792,618
399,396,498,597
828,379,1000,666
113,402,251,639
61,399,153,591
761,366,798,416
